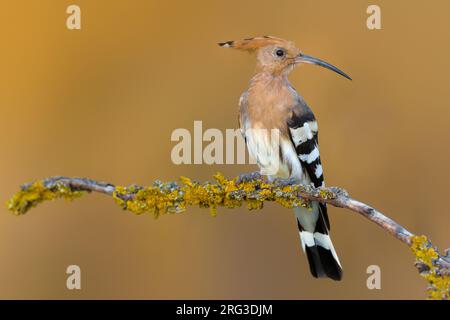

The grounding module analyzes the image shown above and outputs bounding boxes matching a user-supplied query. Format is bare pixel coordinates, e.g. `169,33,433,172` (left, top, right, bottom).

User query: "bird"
219,36,351,280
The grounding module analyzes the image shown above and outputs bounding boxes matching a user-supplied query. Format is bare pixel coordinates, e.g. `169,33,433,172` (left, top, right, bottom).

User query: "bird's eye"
275,49,285,57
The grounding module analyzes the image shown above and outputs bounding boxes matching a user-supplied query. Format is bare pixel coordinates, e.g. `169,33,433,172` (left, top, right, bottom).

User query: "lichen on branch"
7,173,317,217
5,172,450,299
7,180,86,215
411,235,450,300
112,173,313,217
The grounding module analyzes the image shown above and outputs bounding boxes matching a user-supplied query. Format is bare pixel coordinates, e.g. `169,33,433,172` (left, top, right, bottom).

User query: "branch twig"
6,172,450,299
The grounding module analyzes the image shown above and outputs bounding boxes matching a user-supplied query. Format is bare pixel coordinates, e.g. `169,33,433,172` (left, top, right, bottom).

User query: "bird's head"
219,36,351,80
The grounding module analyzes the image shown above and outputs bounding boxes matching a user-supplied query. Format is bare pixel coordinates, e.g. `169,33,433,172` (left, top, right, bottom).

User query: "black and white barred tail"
286,102,343,280
295,204,342,281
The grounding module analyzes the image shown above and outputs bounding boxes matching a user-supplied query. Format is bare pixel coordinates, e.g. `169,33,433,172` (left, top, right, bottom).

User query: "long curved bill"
296,54,352,80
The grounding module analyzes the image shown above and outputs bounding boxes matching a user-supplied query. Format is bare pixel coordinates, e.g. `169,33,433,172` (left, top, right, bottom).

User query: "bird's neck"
247,71,298,112
248,71,292,96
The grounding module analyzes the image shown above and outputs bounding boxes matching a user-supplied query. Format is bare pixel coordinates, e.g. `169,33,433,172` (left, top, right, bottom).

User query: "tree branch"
6,172,450,299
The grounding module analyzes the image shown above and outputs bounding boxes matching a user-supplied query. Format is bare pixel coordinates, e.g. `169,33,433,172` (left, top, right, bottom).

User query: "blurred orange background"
0,0,449,299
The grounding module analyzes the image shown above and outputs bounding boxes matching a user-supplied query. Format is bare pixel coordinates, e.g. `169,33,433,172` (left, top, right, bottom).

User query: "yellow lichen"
6,174,450,299
319,188,336,200
6,181,86,215
112,173,312,217
8,173,315,217
410,235,450,300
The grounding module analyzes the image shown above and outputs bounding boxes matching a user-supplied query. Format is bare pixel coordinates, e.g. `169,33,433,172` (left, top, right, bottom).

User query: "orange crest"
219,36,296,52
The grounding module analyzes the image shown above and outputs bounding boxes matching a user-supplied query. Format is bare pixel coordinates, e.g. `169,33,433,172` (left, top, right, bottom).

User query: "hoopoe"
219,36,351,280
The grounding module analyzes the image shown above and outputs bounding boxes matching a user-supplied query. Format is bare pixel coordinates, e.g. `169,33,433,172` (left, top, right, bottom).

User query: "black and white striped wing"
287,111,330,229
287,107,343,280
